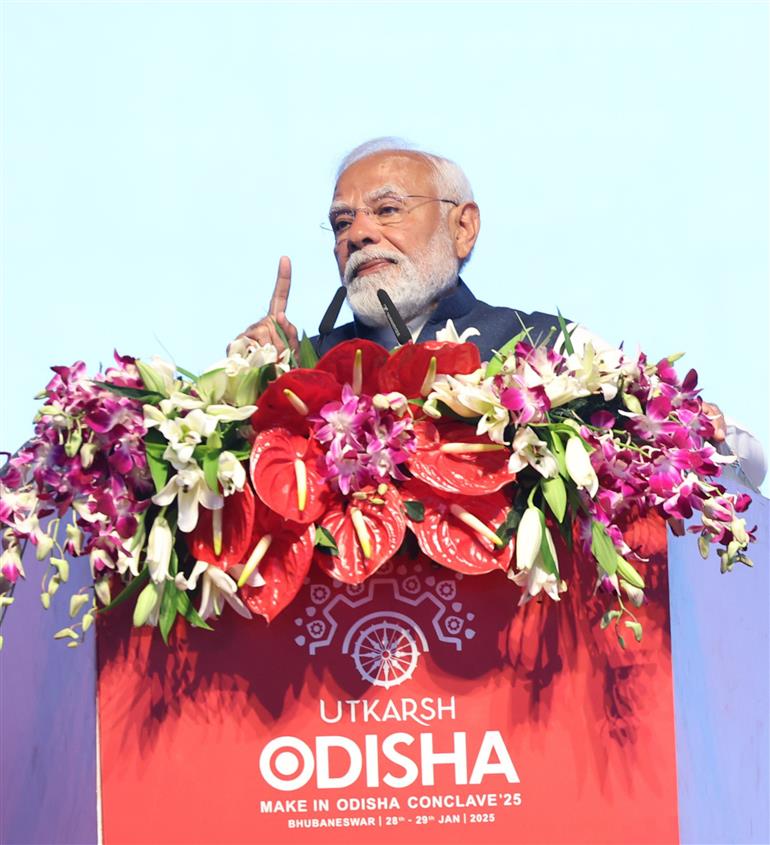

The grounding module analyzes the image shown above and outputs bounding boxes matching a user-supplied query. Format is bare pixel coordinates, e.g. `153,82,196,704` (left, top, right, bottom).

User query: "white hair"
335,137,476,267
336,137,474,204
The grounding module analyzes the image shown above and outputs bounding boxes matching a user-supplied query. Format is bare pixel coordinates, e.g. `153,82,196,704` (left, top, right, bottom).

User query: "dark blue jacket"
313,279,562,360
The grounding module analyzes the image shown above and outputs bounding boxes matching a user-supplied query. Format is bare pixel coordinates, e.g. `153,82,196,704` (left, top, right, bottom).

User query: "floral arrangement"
0,319,756,649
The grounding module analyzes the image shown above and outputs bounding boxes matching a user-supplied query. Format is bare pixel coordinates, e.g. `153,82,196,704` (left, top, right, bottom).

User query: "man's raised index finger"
269,255,292,316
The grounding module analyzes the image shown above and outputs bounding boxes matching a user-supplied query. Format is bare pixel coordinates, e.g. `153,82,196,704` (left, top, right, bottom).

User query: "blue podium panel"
669,485,769,844
0,541,98,845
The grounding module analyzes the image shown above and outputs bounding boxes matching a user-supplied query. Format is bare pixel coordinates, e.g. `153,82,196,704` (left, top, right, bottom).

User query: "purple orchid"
309,386,416,495
1,354,152,598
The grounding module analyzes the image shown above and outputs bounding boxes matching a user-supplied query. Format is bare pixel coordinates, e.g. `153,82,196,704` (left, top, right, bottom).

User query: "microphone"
315,286,347,354
377,289,411,346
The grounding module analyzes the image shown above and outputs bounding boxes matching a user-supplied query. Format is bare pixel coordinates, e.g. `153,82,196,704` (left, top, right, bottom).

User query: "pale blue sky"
1,1,767,491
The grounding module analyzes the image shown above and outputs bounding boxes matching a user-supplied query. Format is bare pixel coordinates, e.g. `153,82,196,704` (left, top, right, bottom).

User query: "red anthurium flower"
250,427,328,524
186,482,256,568
408,420,517,495
378,341,481,399
315,485,406,584
239,498,316,622
251,369,340,433
401,479,513,575
316,339,389,395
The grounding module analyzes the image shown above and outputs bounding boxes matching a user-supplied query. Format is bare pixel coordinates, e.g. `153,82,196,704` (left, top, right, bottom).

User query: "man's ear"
450,202,480,261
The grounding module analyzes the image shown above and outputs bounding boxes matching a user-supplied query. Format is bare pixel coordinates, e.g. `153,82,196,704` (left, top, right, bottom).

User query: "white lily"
196,368,228,405
159,392,207,416
215,337,291,374
508,427,559,478
145,516,173,583
204,404,258,422
208,339,292,405
543,374,590,408
509,554,566,606
435,319,481,344
565,436,599,498
516,507,543,571
426,373,510,443
152,464,223,533
159,409,219,469
423,373,483,420
175,561,252,621
566,343,635,402
217,451,246,496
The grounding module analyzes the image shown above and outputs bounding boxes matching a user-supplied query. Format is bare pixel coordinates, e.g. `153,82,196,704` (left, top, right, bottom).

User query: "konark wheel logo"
292,559,478,688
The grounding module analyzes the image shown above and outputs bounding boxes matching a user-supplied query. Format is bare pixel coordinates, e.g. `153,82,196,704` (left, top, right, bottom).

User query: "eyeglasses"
321,194,458,241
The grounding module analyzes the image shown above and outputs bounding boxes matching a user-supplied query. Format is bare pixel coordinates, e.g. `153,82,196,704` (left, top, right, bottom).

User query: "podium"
1,483,768,844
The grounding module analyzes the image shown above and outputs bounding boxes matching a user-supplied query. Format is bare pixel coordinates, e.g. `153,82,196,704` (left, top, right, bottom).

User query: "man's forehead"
333,151,436,201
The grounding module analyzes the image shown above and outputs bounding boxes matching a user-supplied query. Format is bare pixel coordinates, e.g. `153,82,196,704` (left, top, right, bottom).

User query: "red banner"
97,521,678,844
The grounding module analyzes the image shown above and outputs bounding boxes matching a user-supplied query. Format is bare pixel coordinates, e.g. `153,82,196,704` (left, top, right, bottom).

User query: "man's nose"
345,209,382,251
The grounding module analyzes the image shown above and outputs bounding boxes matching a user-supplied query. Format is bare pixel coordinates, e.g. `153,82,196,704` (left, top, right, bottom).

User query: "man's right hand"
229,256,300,356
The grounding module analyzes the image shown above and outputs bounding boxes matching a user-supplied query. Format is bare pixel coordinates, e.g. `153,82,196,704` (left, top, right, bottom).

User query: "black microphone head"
377,289,411,346
318,286,347,336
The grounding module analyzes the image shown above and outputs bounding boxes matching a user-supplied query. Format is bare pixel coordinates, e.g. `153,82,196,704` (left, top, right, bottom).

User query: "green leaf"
146,450,170,495
144,427,167,446
196,368,227,405
99,567,150,614
537,509,559,576
257,363,279,395
203,450,221,494
541,475,567,522
192,444,210,462
176,366,198,382
158,581,179,644
624,620,643,643
176,588,214,630
299,332,319,368
144,439,166,459
207,429,223,450
495,506,522,546
591,520,619,576
547,429,568,477
485,329,529,377
314,526,339,556
403,500,425,522
100,383,166,403
556,309,575,355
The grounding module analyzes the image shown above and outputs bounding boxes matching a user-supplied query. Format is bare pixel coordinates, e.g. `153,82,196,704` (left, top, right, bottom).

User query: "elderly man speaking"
236,138,766,488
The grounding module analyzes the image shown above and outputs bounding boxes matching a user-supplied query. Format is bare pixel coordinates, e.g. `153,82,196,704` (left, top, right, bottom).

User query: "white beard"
342,229,460,328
